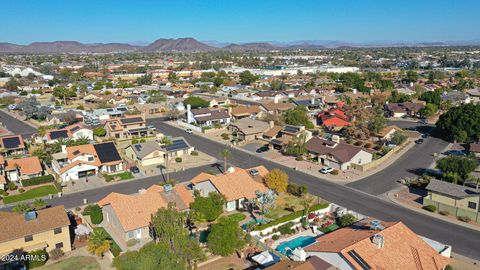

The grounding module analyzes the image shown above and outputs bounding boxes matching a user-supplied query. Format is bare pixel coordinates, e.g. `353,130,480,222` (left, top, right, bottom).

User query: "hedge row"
255,203,329,231
21,175,55,187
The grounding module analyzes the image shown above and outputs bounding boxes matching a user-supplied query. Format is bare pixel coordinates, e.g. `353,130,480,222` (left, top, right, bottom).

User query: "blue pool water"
276,236,316,255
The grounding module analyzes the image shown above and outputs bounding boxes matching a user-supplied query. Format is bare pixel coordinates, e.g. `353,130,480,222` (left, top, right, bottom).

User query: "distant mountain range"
1,37,479,53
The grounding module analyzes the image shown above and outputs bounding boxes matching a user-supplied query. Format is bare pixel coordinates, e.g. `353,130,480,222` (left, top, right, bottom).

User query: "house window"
127,231,134,239
54,227,62,234
468,201,477,209
88,157,94,162
24,235,33,242
55,242,63,249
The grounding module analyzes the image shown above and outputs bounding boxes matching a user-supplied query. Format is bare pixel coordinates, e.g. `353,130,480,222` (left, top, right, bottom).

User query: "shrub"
49,248,64,260
338,213,357,227
354,141,363,146
191,150,199,156
175,157,182,163
21,175,55,187
82,204,103,224
439,210,450,216
277,222,295,235
287,183,307,197
331,169,339,175
27,249,48,268
0,190,8,196
272,234,280,241
126,239,139,247
364,142,372,148
18,188,25,193
444,265,453,270
458,216,471,223
422,205,436,212
221,133,230,140
7,182,17,191
295,156,304,161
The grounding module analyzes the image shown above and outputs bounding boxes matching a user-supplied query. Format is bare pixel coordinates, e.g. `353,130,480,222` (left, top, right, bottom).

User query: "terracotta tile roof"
66,144,97,160
190,166,269,201
5,156,43,175
0,205,70,243
98,184,193,231
305,221,450,270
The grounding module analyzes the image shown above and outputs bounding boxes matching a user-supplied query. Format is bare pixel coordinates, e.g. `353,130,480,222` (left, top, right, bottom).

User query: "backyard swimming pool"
276,235,316,255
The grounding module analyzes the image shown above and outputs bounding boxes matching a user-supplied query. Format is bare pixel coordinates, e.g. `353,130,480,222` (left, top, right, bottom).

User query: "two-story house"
104,116,153,139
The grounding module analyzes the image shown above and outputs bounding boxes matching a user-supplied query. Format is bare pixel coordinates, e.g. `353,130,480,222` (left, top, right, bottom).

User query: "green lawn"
265,193,314,220
227,213,247,223
3,185,57,204
104,171,134,182
40,256,101,270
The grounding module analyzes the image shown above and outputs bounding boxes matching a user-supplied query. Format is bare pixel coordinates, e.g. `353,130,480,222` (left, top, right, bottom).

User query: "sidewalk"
387,185,480,232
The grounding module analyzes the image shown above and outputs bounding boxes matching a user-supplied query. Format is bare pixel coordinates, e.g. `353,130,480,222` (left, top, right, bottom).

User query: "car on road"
185,128,193,134
421,133,429,139
256,145,269,153
320,167,334,174
130,166,140,174
415,139,424,144
249,169,259,176
7,104,17,110
405,126,417,131
147,125,156,131
443,150,466,156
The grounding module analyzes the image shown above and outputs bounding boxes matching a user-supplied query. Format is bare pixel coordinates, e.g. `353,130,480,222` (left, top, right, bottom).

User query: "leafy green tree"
339,213,357,227
151,203,204,267
419,91,442,106
113,242,185,270
190,192,225,222
207,216,245,256
53,86,77,105
285,134,307,158
405,70,419,83
264,169,289,193
168,72,177,83
367,106,387,134
136,74,152,85
93,127,106,137
419,103,438,118
374,80,394,91
436,155,477,183
391,130,407,145
283,106,314,129
183,96,209,109
436,104,480,142
239,71,258,85
389,90,412,103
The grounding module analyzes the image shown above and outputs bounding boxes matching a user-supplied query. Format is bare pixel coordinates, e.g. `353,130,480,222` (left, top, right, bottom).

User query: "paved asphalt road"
0,110,37,138
145,119,480,260
1,115,478,259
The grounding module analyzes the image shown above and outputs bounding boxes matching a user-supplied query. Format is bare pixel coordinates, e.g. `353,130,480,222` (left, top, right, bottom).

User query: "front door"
135,228,142,239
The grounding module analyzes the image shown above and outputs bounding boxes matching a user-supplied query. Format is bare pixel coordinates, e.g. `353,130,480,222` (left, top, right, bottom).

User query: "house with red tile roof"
4,156,43,182
190,166,269,212
317,108,350,130
97,183,193,249
304,219,451,270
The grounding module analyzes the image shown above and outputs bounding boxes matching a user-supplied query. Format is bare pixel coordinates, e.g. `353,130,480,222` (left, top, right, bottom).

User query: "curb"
386,186,480,232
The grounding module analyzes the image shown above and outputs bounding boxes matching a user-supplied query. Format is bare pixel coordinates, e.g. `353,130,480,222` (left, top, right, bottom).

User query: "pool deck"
271,228,324,249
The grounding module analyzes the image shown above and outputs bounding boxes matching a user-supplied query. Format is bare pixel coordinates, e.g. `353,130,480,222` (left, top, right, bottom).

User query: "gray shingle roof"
426,179,480,199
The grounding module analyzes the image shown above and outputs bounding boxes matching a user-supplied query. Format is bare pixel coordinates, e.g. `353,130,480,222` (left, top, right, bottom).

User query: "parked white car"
320,167,334,174
185,128,193,134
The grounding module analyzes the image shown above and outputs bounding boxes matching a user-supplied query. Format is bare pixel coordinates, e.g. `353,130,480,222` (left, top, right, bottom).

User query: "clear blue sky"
2,0,480,44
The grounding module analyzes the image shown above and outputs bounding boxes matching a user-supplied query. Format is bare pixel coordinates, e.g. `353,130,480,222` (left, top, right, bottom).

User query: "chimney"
372,234,385,249
352,88,357,94
138,188,147,195
227,166,235,174
273,96,279,104
61,145,67,153
331,135,340,144
311,97,315,105
269,121,275,128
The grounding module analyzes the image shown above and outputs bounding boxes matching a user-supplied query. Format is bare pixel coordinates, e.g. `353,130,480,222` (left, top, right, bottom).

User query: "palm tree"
219,148,231,173
301,195,314,228
161,138,173,181
75,136,90,146
31,199,46,210
88,228,111,258
12,202,32,213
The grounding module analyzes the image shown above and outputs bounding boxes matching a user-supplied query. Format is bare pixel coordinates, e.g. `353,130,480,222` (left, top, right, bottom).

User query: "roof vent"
164,184,173,193
370,219,385,231
372,234,385,249
24,210,37,221
138,188,147,195
227,166,235,174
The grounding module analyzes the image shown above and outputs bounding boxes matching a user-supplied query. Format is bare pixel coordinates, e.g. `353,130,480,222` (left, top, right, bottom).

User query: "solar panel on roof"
117,107,127,111
70,126,80,132
164,139,189,152
94,142,121,163
106,109,113,112
284,126,300,133
120,117,143,124
50,130,69,140
2,136,21,149
73,150,80,155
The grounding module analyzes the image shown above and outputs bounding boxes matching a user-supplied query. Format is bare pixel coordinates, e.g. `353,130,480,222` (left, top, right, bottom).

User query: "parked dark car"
256,145,269,153
415,139,424,144
130,166,140,174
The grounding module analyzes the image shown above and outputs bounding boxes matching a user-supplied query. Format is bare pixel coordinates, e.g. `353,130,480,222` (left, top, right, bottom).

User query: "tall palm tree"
301,195,314,227
219,148,231,173
74,136,90,146
162,138,173,181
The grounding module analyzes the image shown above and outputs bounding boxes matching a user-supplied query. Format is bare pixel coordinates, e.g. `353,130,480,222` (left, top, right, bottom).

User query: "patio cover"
251,251,280,267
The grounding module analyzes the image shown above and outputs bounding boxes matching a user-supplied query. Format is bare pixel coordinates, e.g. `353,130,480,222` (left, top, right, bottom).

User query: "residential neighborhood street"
0,110,37,138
